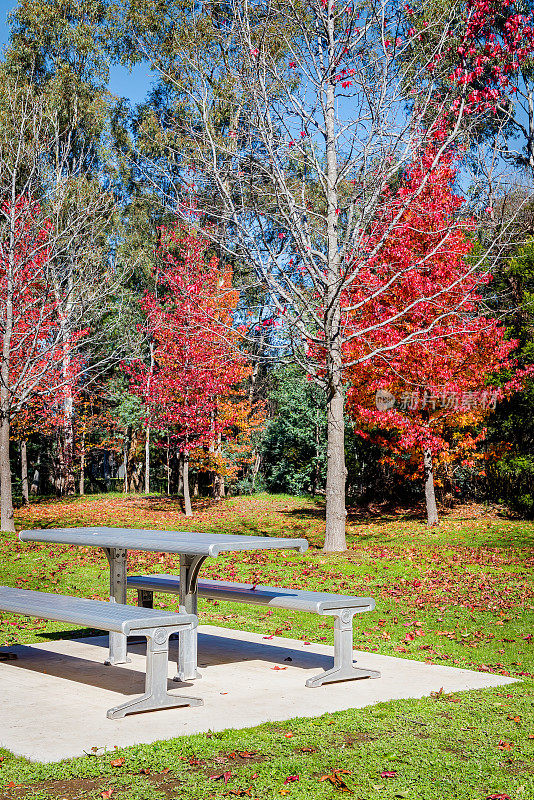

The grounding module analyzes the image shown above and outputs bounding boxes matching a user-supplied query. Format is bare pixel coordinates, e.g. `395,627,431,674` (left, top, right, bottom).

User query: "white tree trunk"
182,451,192,516
166,434,171,495
21,439,29,505
30,453,40,495
423,448,439,527
79,427,85,495
145,423,150,494
323,1,347,553
123,426,131,494
0,414,14,531
1,202,15,532
62,381,75,495
325,387,346,551
58,270,75,496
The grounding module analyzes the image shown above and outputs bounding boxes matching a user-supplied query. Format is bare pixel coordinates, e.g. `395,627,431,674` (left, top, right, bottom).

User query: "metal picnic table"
18,527,309,681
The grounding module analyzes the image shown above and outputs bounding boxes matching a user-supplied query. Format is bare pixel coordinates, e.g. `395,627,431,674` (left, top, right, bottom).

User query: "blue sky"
0,0,154,105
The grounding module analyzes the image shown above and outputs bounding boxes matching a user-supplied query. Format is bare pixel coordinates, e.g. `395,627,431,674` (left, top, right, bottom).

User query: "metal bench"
0,586,203,719
127,575,381,687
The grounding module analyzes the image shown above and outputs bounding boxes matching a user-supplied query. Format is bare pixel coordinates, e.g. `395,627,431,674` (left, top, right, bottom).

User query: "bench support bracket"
106,625,203,719
305,609,381,688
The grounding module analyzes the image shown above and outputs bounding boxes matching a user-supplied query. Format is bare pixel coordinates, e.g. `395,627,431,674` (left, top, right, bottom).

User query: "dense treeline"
1,0,534,549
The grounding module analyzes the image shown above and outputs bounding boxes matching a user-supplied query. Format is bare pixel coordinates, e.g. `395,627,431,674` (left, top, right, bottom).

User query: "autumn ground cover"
0,493,533,800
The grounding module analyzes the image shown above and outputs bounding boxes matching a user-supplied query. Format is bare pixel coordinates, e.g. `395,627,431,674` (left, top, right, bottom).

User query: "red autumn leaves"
127,228,261,479
345,145,517,481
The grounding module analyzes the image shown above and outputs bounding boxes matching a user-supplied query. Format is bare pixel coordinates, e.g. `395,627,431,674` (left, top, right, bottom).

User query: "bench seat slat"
127,575,375,614
0,587,195,635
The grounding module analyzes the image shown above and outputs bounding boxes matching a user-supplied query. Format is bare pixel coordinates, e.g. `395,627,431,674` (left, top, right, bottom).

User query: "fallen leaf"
284,775,299,784
486,794,510,800
300,747,317,753
101,790,113,800
284,732,294,738
210,771,232,784
497,741,513,751
223,789,252,797
110,758,124,767
380,770,398,778
319,769,353,792
140,768,151,775
272,666,287,670
84,745,105,757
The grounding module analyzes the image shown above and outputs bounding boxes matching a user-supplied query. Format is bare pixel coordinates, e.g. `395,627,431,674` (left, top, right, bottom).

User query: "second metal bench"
127,575,380,687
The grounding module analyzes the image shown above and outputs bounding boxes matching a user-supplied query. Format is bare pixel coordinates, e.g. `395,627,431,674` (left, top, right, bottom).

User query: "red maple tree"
127,227,252,514
344,146,518,525
0,197,86,529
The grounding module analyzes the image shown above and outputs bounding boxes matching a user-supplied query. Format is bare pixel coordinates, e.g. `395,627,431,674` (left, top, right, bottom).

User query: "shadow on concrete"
0,641,195,696
4,631,334,688
85,632,335,672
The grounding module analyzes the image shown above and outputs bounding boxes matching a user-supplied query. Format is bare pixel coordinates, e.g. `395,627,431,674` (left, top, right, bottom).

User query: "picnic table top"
19,527,309,557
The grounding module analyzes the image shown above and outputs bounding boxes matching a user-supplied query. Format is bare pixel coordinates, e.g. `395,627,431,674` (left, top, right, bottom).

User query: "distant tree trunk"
209,408,221,500
213,473,225,500
123,426,132,493
0,413,14,531
182,450,192,516
103,450,111,491
54,261,76,497
177,452,184,495
21,440,29,504
423,448,439,527
144,423,150,494
130,460,143,492
166,433,171,495
79,426,86,496
311,407,321,496
30,453,41,495
251,452,261,490
193,473,199,496
212,432,225,500
144,342,154,496
62,383,75,495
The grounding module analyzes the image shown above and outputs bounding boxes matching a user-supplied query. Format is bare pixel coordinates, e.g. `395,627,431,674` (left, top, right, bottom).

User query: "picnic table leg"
103,547,130,665
175,554,206,682
305,609,381,687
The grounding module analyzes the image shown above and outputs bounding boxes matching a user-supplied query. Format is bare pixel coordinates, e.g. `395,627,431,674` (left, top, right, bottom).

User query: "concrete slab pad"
0,625,515,762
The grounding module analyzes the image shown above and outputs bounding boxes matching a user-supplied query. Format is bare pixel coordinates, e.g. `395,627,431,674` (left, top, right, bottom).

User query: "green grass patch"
1,493,533,800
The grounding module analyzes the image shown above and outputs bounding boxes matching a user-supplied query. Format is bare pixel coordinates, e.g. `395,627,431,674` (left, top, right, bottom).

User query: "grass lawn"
0,492,533,800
